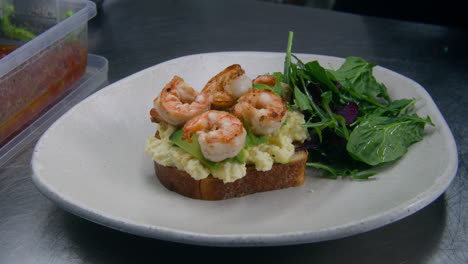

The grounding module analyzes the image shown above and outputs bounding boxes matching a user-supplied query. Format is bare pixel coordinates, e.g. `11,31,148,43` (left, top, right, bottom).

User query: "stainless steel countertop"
1,0,466,263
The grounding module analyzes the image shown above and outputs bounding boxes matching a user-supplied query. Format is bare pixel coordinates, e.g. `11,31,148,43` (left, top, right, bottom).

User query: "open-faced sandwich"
146,32,434,200
145,64,309,200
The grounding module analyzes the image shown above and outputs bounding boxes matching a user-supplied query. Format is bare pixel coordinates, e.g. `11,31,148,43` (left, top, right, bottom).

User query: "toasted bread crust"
154,150,308,200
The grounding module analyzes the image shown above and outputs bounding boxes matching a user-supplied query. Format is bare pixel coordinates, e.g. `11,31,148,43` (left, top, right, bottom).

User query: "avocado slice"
170,129,245,168
170,129,219,169
226,149,245,164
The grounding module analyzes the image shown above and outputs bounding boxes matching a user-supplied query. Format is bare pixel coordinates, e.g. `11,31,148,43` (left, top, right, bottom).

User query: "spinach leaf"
346,114,433,166
328,56,391,104
353,98,417,125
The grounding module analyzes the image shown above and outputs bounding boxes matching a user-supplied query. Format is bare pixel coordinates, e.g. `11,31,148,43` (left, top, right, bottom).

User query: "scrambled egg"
145,111,308,183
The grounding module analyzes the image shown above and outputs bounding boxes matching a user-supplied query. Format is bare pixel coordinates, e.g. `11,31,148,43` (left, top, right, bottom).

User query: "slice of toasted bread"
154,150,308,200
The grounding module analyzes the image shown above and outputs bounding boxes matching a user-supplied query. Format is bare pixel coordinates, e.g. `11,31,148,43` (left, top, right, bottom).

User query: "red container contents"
0,40,88,146
0,43,17,59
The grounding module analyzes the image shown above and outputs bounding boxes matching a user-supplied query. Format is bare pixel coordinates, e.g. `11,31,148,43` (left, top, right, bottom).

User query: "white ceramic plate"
31,52,458,247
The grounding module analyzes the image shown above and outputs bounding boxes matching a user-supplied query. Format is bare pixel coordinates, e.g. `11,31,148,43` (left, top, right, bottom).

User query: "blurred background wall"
261,0,467,28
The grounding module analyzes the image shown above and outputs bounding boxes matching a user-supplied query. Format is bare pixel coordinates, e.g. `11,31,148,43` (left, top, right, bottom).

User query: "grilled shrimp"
253,74,277,87
253,74,291,102
202,64,252,110
150,76,211,126
233,89,287,136
183,110,246,162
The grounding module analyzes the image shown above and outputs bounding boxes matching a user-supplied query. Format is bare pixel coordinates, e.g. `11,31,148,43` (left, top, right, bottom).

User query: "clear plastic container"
0,54,108,167
0,0,96,147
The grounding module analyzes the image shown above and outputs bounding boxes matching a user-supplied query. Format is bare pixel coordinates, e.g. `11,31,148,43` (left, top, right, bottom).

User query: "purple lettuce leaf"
335,102,358,125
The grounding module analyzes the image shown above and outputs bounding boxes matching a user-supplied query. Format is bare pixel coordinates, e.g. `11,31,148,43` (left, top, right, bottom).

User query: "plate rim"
31,51,459,247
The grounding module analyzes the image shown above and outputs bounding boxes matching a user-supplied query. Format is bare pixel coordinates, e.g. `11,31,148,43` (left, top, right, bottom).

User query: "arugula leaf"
304,61,341,95
379,83,392,104
271,72,288,97
252,73,287,97
293,85,313,111
284,31,294,84
306,162,340,178
307,162,375,179
373,98,417,117
317,91,350,140
346,114,433,166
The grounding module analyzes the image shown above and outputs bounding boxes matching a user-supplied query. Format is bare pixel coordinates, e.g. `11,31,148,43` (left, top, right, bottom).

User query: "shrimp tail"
253,75,276,87
150,105,163,123
182,117,207,142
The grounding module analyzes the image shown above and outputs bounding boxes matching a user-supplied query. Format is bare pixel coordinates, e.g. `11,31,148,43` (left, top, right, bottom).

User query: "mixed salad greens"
265,32,434,179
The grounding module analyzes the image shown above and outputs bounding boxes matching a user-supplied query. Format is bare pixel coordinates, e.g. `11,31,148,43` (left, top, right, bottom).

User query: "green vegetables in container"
280,32,434,179
1,3,36,41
